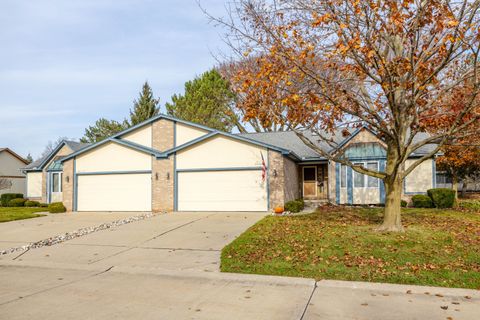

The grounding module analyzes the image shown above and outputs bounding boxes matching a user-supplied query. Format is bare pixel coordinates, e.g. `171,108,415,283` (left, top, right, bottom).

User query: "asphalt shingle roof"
238,129,437,160
23,140,91,171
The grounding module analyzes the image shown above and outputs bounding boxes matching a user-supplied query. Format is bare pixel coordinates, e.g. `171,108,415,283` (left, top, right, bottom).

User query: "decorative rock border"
0,212,157,256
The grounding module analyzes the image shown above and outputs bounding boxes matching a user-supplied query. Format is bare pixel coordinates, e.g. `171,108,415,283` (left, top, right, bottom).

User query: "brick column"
62,159,74,212
268,150,285,209
152,119,175,212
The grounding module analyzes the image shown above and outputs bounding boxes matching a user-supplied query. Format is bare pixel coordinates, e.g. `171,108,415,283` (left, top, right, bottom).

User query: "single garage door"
77,173,151,211
177,170,268,211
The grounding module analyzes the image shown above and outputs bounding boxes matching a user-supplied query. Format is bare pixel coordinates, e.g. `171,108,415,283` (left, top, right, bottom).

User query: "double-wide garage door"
77,173,151,212
177,170,268,212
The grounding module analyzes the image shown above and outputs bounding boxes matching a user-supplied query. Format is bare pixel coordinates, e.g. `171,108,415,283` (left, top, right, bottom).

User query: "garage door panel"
177,170,267,212
77,174,151,211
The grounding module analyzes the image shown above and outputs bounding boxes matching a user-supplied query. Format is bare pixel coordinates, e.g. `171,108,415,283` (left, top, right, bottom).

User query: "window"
353,163,365,187
340,165,347,188
353,162,379,188
52,173,62,193
303,167,316,181
366,162,379,187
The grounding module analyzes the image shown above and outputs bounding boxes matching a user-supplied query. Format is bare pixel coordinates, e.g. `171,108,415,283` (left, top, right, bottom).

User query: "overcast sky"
0,0,230,159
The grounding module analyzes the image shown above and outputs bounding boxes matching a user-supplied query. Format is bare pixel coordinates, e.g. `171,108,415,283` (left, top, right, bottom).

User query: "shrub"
24,200,40,207
285,199,305,213
48,202,66,213
401,200,408,207
0,193,23,206
427,188,456,208
39,203,48,207
412,194,434,208
8,198,26,207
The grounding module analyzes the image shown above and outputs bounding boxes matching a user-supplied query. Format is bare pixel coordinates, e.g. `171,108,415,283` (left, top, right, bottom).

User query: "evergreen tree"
128,81,160,126
166,69,239,132
25,153,33,164
80,118,127,143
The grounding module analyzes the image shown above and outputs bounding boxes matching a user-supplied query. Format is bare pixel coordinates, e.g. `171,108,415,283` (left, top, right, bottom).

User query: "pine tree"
166,69,239,132
128,82,160,126
80,118,127,143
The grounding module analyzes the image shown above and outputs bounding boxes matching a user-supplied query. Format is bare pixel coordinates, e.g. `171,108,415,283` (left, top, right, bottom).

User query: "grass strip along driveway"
221,206,480,289
0,207,47,223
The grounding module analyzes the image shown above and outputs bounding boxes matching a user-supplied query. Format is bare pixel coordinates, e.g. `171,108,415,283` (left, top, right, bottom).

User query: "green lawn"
221,206,480,289
0,207,47,223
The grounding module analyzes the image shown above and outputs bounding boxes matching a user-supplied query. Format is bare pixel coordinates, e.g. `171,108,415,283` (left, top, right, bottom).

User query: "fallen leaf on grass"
464,296,472,299
361,303,368,306
440,306,449,310
406,290,412,294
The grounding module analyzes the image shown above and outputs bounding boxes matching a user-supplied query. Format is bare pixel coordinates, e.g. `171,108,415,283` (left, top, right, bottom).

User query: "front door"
303,166,317,197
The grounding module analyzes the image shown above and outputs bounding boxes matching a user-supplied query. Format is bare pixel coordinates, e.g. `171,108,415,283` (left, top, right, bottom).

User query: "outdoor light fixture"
273,169,278,177
155,173,159,180
166,172,170,180
66,176,70,183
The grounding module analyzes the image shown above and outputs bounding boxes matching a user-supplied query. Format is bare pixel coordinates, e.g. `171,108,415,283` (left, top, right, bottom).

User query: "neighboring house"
33,114,438,213
0,148,29,196
23,141,90,204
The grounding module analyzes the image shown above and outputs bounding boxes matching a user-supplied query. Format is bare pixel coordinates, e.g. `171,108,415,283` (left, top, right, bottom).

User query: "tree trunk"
378,175,404,232
461,180,468,198
452,174,458,202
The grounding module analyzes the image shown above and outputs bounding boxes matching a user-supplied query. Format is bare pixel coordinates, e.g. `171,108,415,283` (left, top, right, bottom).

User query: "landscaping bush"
48,202,66,213
0,193,23,206
8,198,26,207
24,200,40,207
411,194,434,208
401,200,408,207
285,199,305,213
427,188,456,208
39,203,48,207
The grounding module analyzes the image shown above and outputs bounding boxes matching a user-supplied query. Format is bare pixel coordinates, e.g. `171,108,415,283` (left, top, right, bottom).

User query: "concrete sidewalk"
0,262,478,320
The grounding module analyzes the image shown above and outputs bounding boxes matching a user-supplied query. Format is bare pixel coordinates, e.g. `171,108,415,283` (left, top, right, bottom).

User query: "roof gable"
0,148,29,165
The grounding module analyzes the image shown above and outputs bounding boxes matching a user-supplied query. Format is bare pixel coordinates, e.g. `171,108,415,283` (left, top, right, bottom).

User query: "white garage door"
177,170,268,211
77,173,151,211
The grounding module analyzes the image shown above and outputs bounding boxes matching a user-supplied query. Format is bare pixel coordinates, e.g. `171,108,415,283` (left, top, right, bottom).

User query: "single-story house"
24,114,438,212
0,148,29,196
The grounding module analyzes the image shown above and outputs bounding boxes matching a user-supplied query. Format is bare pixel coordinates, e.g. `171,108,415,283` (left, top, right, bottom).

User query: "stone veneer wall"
152,119,175,212
284,157,300,203
62,159,74,211
268,150,285,208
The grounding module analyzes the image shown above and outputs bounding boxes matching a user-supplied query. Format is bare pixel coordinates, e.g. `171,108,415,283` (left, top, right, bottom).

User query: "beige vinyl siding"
76,142,151,173
27,172,42,198
177,170,267,211
77,174,151,211
176,136,266,170
175,122,208,146
404,159,433,193
120,124,152,148
0,152,26,176
353,188,380,204
1,178,25,195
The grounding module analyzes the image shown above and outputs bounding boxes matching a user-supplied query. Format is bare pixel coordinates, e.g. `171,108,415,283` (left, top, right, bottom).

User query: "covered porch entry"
300,163,329,201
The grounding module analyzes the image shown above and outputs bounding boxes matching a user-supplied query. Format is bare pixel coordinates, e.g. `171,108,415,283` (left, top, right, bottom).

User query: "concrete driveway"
0,211,147,251
0,211,478,319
